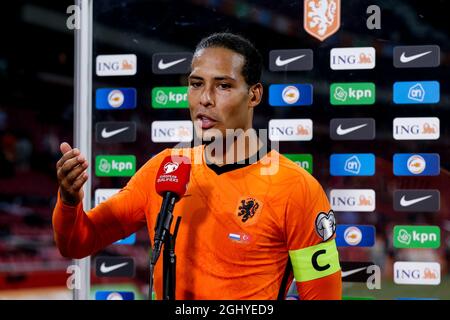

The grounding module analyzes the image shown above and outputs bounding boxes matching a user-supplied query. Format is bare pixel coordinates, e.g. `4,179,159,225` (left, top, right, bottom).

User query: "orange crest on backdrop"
304,0,341,41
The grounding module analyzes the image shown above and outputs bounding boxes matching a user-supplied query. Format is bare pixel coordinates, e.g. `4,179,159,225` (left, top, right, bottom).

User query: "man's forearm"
52,191,97,259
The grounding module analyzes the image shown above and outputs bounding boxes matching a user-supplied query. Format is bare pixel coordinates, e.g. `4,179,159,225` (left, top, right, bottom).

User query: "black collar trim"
205,145,272,175
206,161,252,175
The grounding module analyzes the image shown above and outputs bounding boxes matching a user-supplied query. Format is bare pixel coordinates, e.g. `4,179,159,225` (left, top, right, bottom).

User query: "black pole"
162,216,182,300
163,233,174,299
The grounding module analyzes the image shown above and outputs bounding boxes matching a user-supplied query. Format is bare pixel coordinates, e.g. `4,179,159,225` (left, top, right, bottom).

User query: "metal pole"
73,0,93,300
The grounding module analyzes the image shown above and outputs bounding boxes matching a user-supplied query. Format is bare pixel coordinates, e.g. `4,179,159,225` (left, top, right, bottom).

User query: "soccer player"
53,32,342,299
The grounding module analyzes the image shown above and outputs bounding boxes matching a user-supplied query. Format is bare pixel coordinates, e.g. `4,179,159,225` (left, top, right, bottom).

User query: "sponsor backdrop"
89,0,449,300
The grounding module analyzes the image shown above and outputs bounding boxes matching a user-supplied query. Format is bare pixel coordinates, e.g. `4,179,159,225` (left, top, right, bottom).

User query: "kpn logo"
95,155,136,177
394,226,440,249
152,87,188,108
330,83,375,105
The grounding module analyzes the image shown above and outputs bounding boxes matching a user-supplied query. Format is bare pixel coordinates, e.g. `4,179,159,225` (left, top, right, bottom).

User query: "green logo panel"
330,82,375,105
95,155,136,177
152,87,188,108
394,225,440,248
283,154,313,174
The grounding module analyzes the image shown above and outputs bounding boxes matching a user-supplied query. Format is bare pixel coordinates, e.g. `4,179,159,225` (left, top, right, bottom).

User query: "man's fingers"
65,161,89,184
60,142,72,154
56,142,88,205
56,147,81,169
60,169,88,194
72,172,88,191
58,156,86,177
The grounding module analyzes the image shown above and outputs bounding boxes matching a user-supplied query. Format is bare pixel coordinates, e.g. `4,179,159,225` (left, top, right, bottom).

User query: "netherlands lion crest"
238,197,260,223
304,0,341,41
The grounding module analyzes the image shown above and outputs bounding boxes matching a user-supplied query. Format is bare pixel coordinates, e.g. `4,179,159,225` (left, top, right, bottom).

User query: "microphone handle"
151,191,178,265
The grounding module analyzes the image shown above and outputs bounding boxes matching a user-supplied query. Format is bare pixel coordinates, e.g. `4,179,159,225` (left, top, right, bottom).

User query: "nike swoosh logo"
400,51,431,63
158,58,187,70
275,55,305,67
341,267,367,278
336,123,368,135
400,195,432,207
101,127,129,138
100,262,128,273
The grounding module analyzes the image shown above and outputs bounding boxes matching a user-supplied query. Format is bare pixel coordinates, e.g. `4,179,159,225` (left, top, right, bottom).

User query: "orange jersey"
53,145,341,299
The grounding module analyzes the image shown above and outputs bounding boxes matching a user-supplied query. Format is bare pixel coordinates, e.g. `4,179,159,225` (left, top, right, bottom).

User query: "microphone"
151,155,191,266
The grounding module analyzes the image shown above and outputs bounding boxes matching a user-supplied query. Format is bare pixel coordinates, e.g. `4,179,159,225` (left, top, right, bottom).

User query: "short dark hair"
194,32,262,86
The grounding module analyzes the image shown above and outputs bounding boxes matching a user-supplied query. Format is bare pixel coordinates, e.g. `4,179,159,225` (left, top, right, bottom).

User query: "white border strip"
73,0,92,300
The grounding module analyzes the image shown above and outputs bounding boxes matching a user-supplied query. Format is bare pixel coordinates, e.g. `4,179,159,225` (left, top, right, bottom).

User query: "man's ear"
248,83,263,108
